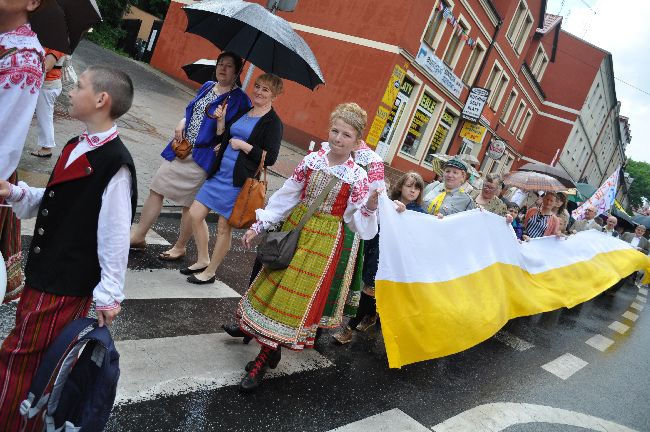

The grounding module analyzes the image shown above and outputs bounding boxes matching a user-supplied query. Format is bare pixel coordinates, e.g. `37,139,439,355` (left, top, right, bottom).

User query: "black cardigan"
208,107,283,186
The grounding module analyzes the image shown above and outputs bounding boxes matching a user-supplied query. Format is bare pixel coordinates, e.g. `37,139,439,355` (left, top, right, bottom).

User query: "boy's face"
0,0,41,14
68,71,102,121
508,208,518,219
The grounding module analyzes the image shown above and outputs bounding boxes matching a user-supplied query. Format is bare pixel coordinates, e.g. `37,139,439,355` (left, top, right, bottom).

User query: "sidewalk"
18,40,307,208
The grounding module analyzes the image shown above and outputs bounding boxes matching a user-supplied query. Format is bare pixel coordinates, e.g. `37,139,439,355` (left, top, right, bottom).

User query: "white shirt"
0,24,44,180
631,237,640,248
6,125,132,310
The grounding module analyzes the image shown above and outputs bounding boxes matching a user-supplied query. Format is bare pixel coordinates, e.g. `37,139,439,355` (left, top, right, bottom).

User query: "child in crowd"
333,172,425,344
0,66,137,431
508,203,524,240
0,0,46,302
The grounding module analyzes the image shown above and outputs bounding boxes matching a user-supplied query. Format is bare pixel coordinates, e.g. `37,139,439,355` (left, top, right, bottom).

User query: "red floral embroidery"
291,158,307,183
366,162,385,184
350,177,369,204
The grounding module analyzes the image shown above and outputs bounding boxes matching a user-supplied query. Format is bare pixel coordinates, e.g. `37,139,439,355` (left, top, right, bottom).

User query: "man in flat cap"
422,156,476,216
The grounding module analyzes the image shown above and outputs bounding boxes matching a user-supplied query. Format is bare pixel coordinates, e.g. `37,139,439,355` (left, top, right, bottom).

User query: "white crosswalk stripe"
609,321,630,334
125,269,240,299
541,353,588,380
327,409,429,432
116,333,333,404
585,334,614,352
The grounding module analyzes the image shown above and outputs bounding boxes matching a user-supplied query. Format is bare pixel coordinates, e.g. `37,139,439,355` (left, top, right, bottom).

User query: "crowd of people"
0,1,647,426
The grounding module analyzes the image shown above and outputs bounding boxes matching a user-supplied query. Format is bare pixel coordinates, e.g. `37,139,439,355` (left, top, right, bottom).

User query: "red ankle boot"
240,346,281,393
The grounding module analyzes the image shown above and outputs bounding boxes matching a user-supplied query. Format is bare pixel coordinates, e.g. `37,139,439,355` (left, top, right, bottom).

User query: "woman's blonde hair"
256,73,283,96
389,171,425,205
329,102,367,138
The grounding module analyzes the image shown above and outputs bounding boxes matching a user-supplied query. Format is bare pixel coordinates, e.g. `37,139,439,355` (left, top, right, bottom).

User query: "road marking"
115,332,333,404
635,295,647,303
609,321,630,334
431,402,637,431
630,302,644,311
124,269,241,299
622,311,639,322
639,287,648,295
145,229,171,246
327,408,429,432
493,330,535,351
541,353,588,380
585,334,614,352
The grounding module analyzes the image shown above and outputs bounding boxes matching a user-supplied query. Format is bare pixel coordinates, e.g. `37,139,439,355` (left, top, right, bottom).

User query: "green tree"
133,0,171,19
86,0,130,50
625,159,650,208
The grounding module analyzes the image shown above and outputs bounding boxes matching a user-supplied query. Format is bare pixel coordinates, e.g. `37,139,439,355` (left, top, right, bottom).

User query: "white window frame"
491,72,510,111
506,1,527,43
421,0,455,51
516,109,532,140
513,12,533,54
441,14,470,69
460,39,486,85
501,89,518,124
530,45,549,81
509,101,526,133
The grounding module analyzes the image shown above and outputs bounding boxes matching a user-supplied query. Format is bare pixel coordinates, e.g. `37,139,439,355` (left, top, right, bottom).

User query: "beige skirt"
150,154,207,207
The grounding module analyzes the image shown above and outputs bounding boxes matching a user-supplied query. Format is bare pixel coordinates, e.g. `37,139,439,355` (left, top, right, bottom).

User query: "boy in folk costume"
0,65,137,431
0,0,46,302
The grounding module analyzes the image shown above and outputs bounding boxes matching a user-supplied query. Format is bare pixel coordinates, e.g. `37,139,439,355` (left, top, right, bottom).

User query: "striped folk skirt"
0,286,92,432
238,204,344,350
2,171,23,303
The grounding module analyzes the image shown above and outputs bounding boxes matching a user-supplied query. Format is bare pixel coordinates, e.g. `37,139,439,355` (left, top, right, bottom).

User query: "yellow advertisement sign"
381,65,406,106
459,121,487,143
366,105,391,146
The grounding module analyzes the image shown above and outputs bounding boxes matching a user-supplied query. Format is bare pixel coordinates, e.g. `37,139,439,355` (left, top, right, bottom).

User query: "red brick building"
151,0,627,184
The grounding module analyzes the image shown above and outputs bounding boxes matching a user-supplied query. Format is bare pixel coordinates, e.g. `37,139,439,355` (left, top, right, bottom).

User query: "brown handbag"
171,138,193,160
228,151,267,229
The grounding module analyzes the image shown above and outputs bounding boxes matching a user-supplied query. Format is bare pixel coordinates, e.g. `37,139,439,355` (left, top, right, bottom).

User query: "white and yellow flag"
376,196,650,368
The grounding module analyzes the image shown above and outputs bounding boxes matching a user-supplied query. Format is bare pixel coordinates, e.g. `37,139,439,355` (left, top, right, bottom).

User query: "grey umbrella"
518,162,576,189
29,0,102,54
183,0,325,90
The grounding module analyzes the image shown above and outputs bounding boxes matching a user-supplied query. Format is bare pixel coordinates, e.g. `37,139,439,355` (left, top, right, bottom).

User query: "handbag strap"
294,176,339,232
255,150,267,184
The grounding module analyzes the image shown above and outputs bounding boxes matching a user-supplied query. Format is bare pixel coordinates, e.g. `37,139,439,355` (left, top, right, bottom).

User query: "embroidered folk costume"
0,127,136,431
318,141,385,322
0,24,44,302
238,147,378,350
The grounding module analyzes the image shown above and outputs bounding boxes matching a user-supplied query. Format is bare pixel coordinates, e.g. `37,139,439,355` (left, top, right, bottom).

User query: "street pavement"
1,41,649,431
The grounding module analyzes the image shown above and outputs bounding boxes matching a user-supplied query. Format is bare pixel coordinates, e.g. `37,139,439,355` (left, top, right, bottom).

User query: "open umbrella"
518,162,575,189
567,182,597,203
503,171,568,192
633,215,650,229
29,0,102,54
183,0,324,90
182,59,217,85
459,154,479,166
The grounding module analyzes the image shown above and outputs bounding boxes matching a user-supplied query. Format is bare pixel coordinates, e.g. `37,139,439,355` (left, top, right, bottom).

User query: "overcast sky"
545,0,650,163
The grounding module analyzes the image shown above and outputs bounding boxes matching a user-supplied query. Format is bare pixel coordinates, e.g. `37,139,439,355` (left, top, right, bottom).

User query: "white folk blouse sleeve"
251,157,307,233
344,175,378,240
93,166,132,310
6,182,45,219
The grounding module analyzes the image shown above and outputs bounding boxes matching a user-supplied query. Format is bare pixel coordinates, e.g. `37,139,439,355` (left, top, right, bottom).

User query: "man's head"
442,157,468,190
583,205,597,220
69,66,134,122
605,216,617,230
635,224,646,238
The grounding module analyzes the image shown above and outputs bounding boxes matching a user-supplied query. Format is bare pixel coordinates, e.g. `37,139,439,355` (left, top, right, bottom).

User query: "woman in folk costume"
236,103,379,392
0,3,45,302
317,140,385,326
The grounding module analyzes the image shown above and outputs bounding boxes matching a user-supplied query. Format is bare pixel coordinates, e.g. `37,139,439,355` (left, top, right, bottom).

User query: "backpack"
19,317,120,431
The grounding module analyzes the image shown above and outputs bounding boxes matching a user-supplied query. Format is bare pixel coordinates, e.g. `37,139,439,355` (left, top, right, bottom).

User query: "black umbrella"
182,59,217,85
518,162,576,189
611,208,636,230
183,0,325,90
633,215,650,229
29,0,102,54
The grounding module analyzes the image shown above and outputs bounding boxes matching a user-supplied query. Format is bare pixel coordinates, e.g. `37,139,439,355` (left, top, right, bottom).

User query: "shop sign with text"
415,43,463,98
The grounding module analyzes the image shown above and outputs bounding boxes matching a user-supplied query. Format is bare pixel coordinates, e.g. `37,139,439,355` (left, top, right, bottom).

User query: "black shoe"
221,323,252,344
180,266,207,275
240,347,280,392
245,347,281,372
187,274,216,284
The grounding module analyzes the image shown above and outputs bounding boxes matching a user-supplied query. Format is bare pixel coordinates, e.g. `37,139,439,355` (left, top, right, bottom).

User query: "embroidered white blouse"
6,126,132,310
320,141,386,192
252,147,378,240
0,24,44,180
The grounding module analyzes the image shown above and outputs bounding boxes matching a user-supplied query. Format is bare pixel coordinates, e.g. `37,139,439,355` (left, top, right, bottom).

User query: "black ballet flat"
180,266,207,275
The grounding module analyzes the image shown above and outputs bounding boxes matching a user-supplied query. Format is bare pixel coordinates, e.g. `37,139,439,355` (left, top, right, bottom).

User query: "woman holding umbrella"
129,52,251,260
523,192,562,240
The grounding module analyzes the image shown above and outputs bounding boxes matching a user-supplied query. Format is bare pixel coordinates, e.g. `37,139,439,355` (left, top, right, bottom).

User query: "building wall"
123,5,159,41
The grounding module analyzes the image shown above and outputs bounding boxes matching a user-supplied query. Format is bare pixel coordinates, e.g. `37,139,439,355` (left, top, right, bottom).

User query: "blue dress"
195,114,261,218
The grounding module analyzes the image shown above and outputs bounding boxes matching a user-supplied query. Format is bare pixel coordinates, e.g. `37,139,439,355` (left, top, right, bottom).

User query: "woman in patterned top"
523,192,562,239
129,51,250,259
233,103,379,392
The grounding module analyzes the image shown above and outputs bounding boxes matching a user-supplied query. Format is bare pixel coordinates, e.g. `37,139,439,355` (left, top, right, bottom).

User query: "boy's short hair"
86,66,134,119
507,203,519,211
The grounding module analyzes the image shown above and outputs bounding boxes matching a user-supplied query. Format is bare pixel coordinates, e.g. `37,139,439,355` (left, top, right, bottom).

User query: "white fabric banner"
572,167,619,220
